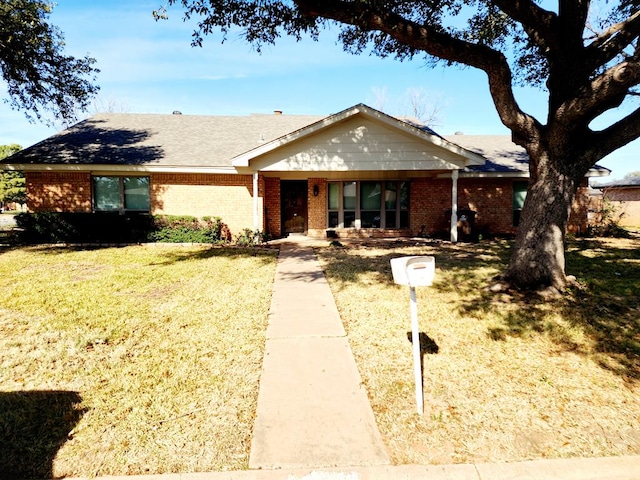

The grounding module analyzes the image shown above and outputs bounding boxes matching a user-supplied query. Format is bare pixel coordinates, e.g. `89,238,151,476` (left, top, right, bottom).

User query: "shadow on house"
1,118,165,166
0,390,85,480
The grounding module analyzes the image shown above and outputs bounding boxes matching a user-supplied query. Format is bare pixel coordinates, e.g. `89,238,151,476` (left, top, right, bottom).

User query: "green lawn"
317,236,640,465
1,238,639,477
0,245,277,478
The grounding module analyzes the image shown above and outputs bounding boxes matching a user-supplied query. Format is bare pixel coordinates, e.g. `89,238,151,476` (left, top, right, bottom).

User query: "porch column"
253,172,259,231
450,170,459,243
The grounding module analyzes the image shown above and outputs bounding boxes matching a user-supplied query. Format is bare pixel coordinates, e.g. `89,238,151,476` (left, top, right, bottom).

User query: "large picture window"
328,181,409,229
93,176,150,213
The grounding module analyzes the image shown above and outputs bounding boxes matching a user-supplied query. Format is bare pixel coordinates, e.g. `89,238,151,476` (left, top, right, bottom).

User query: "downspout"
253,171,259,231
450,170,459,243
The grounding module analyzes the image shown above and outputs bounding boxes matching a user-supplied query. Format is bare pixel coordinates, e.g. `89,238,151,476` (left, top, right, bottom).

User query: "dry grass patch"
317,237,640,465
0,245,277,479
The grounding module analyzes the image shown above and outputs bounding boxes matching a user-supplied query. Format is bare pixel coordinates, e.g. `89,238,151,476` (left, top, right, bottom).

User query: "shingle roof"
0,107,611,178
443,134,610,177
443,135,530,174
5,112,325,167
593,176,640,188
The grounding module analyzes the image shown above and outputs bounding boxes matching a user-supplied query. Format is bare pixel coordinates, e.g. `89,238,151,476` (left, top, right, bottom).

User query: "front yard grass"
0,245,277,479
2,237,639,477
317,236,640,465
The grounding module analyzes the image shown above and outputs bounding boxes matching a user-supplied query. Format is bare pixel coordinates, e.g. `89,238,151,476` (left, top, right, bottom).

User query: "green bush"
148,215,231,243
15,212,154,243
14,213,232,244
235,228,271,246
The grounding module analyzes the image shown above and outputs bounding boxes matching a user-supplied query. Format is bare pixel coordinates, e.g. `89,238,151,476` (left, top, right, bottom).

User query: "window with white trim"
327,181,409,229
93,176,150,213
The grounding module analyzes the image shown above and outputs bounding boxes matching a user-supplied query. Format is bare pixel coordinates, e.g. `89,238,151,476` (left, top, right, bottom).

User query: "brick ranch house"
593,177,640,228
1,103,609,241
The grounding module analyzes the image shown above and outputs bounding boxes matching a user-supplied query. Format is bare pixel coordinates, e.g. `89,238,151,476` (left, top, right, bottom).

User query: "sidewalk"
248,240,390,469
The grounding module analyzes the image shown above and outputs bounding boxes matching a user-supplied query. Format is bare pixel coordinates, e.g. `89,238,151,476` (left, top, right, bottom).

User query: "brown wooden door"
281,180,307,234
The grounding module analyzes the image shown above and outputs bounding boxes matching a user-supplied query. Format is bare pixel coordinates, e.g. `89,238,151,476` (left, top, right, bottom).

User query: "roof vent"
274,110,283,115
173,110,182,115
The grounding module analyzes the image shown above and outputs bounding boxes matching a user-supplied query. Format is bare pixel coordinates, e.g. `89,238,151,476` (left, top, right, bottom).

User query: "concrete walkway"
249,240,390,469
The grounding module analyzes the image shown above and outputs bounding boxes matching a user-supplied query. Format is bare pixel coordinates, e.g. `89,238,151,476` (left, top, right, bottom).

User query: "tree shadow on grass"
318,237,640,382
443,238,640,382
16,244,279,267
0,390,85,480
148,245,279,266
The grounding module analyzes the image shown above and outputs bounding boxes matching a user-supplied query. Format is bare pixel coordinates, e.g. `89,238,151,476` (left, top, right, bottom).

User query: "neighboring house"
593,177,640,228
0,104,609,240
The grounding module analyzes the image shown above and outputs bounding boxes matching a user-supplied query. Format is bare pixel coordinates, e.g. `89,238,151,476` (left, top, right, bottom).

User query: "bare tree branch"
586,10,640,71
294,0,540,139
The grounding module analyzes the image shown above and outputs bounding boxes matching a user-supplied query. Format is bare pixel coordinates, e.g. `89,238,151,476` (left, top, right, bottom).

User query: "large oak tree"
158,0,640,290
0,0,99,123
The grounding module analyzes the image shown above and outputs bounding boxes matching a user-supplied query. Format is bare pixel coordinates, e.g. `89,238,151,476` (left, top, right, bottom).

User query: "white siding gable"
245,116,471,172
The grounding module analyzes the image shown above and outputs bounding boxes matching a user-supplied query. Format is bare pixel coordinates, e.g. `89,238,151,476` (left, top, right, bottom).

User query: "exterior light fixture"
313,184,319,197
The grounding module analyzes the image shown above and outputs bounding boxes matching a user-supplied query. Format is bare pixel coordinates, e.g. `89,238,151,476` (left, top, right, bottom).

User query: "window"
93,176,150,213
513,181,527,226
327,181,409,229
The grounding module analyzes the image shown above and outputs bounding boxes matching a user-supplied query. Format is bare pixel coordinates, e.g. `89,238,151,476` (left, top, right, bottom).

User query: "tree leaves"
0,0,99,124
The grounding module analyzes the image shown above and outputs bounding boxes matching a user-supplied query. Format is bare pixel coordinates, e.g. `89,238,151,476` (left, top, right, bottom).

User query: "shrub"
585,199,631,238
14,213,232,244
15,212,154,244
234,228,270,246
148,215,231,244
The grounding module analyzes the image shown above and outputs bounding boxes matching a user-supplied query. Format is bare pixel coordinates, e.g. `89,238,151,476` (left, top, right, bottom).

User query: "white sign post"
390,256,436,415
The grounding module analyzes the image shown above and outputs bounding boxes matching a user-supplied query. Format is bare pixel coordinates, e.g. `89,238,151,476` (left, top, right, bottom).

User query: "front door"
281,180,308,234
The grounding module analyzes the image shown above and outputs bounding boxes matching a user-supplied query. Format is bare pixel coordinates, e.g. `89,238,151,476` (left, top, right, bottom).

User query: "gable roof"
232,104,485,170
3,111,324,172
0,103,610,178
2,103,485,174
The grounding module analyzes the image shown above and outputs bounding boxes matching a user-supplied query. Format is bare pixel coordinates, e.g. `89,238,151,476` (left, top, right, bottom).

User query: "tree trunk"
504,150,581,291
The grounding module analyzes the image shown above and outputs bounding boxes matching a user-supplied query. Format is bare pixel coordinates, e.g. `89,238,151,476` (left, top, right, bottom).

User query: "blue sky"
0,0,637,180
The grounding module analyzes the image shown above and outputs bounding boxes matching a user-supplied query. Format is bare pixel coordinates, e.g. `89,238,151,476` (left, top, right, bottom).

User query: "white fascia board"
232,103,487,168
0,163,237,174
586,167,611,178
455,167,610,180
446,171,529,179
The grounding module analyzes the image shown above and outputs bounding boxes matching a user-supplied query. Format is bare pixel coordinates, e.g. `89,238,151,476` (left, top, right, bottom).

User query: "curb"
62,455,640,480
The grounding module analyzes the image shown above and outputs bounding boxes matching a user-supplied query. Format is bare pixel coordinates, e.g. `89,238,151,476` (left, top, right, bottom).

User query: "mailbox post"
390,256,435,415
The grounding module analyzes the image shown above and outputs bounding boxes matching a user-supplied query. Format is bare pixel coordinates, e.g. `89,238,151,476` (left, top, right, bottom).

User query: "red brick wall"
25,171,591,237
459,178,515,235
410,178,452,235
409,177,588,237
151,173,261,234
307,178,327,236
264,177,281,237
26,172,92,212
568,182,589,233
